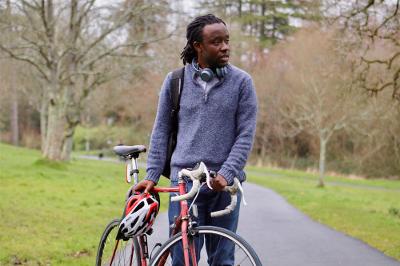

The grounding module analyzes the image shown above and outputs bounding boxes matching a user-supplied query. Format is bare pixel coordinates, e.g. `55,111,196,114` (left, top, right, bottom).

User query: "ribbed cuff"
217,167,235,186
145,170,160,185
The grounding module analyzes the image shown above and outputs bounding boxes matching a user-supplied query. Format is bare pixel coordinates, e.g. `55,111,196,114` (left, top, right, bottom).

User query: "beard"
203,53,225,68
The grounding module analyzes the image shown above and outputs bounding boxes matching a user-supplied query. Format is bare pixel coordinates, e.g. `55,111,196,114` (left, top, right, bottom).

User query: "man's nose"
221,41,229,52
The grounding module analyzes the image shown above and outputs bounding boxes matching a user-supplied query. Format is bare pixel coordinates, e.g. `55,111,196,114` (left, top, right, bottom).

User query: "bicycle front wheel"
96,218,141,266
149,225,261,266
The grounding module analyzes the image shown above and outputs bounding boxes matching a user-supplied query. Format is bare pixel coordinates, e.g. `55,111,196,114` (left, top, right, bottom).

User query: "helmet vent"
131,216,139,228
132,201,145,213
135,220,147,233
128,199,137,208
146,198,154,205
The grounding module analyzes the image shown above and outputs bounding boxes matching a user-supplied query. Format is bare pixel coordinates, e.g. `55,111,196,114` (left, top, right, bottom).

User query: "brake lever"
206,171,213,190
236,180,247,205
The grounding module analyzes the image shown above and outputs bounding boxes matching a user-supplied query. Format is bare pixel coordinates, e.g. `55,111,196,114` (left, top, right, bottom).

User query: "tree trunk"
40,94,48,153
85,138,90,151
61,125,75,161
260,0,266,42
318,136,327,187
257,142,266,166
10,87,19,146
43,100,68,161
61,134,73,161
7,6,18,145
41,87,79,161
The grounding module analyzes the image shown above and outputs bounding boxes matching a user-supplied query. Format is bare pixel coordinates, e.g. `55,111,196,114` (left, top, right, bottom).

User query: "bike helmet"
118,193,159,238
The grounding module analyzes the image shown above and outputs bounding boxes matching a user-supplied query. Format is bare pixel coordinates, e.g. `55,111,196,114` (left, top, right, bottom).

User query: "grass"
246,166,400,261
0,143,168,265
1,143,399,264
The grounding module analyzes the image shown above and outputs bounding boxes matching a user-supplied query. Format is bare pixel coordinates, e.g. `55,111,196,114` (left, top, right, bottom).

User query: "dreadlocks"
180,14,226,65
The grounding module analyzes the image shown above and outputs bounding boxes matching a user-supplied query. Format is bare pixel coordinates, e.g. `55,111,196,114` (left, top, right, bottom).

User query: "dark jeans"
168,180,241,266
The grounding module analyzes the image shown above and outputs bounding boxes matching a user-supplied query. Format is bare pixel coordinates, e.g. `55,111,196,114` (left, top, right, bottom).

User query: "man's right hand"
133,179,156,194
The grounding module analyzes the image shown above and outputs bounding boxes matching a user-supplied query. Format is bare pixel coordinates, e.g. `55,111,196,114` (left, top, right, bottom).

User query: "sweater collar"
187,62,232,81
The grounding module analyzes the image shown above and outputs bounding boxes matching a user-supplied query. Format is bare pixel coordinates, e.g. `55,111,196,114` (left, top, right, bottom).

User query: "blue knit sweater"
145,63,257,185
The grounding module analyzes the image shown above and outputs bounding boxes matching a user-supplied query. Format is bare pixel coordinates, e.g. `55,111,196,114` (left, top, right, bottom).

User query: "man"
135,14,257,264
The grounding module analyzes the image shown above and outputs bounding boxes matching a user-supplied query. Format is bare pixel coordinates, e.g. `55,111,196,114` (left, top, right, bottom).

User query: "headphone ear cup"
222,66,228,76
215,66,227,78
200,68,214,82
215,67,221,78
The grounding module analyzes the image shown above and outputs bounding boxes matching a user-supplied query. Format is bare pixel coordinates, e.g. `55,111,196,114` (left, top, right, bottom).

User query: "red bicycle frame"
133,181,198,266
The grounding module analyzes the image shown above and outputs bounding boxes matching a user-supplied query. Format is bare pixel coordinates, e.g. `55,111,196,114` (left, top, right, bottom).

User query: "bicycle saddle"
113,145,146,158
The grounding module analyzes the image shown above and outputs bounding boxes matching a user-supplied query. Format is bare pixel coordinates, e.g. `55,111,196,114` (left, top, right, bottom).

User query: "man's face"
194,23,230,68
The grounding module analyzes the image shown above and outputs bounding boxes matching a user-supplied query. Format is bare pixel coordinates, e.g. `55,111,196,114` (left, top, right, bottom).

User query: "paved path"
147,182,400,266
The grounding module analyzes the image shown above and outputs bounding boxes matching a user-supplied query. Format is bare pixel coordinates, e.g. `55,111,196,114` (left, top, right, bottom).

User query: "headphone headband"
192,60,228,82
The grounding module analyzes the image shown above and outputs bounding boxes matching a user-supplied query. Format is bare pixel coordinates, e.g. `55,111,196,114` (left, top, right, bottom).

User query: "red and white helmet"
119,193,159,238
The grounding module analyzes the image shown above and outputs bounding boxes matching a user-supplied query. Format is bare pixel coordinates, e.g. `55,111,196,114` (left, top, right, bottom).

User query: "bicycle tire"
149,225,262,266
96,218,141,266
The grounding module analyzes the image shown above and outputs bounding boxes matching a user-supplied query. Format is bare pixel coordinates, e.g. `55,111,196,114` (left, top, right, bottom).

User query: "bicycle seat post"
130,154,140,185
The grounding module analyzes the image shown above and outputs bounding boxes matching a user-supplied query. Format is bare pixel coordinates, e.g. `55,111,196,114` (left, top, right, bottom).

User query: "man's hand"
133,180,156,194
211,174,228,191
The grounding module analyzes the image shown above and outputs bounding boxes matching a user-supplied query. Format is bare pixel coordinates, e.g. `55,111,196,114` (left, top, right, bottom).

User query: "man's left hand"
211,174,228,191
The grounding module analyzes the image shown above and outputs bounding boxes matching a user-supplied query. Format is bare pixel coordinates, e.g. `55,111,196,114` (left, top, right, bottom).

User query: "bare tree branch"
0,0,173,160
75,3,153,64
329,0,400,100
82,32,173,70
0,43,49,81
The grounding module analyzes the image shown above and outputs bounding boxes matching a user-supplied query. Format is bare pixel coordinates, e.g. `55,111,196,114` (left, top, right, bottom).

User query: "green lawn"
1,143,399,264
246,166,400,261
0,143,168,265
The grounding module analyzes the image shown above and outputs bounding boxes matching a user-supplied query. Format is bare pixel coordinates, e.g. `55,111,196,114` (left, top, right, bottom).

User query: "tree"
346,91,400,177
273,29,364,187
327,0,400,100
0,0,171,160
198,0,321,46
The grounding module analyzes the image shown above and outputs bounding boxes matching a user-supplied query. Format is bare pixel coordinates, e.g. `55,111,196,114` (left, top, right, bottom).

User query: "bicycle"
96,145,262,266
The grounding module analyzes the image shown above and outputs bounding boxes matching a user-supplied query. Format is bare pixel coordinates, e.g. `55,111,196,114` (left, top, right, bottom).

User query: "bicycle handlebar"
210,178,241,217
170,162,209,202
171,162,243,218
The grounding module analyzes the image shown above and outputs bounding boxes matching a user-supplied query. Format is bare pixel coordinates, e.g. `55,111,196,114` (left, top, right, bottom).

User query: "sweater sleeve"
218,76,258,185
145,73,173,184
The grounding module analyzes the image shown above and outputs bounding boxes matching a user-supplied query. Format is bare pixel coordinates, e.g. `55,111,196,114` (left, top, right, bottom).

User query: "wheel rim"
150,227,260,266
98,222,139,266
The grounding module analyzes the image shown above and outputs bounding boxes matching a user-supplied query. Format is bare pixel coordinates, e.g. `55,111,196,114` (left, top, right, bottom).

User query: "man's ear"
193,41,202,54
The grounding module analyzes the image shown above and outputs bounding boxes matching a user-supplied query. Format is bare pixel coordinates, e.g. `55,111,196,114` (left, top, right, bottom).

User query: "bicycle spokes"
150,226,261,266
